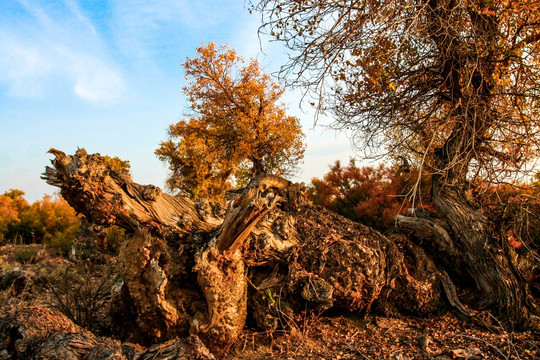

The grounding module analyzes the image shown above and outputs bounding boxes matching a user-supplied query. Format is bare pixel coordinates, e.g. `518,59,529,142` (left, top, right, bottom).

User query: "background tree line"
0,189,80,248
3,163,537,258
0,155,131,252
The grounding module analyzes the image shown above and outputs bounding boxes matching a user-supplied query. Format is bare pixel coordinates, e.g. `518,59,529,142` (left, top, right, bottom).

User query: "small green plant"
266,288,297,331
104,226,127,256
46,226,78,255
14,246,38,264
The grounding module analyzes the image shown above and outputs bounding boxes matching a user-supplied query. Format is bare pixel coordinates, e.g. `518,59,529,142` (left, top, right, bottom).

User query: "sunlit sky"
0,0,358,202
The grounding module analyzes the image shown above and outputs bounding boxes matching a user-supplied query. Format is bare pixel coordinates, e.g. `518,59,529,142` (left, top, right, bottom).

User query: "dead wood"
42,148,216,240
0,306,214,360
438,271,471,319
395,215,456,257
40,149,446,352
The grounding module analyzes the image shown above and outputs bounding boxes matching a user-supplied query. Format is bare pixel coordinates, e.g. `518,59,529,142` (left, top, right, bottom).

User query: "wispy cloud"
0,0,125,106
110,0,247,61
64,0,97,36
0,34,52,98
72,56,125,106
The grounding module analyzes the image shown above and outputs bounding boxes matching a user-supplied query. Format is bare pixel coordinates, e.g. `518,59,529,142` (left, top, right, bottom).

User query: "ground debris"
225,311,539,359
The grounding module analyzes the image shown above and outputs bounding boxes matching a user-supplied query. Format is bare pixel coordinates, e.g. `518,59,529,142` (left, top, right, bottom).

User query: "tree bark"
420,0,532,329
0,306,215,360
40,148,445,351
431,179,530,329
396,178,532,328
43,148,216,239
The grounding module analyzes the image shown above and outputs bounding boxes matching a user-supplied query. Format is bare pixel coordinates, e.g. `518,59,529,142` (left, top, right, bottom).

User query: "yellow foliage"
0,190,80,246
156,42,305,200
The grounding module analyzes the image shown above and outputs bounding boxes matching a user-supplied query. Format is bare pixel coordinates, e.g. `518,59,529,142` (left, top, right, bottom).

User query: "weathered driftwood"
40,148,445,352
43,148,216,238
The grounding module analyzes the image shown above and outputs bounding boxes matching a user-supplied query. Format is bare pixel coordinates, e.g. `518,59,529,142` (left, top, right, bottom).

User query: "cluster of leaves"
308,160,432,234
0,189,80,250
156,42,305,200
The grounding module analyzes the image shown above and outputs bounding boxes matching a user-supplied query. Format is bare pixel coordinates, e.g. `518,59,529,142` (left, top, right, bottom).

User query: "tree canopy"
255,0,540,328
156,42,305,199
255,0,540,185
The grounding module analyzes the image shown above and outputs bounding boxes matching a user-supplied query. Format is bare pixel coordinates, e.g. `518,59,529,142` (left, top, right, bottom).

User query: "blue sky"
0,0,356,202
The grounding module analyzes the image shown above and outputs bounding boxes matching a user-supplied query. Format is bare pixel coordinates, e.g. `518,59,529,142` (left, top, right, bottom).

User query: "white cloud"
0,0,125,105
73,58,125,106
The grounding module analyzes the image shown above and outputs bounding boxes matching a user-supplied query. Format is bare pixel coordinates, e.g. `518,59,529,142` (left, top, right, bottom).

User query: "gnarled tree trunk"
38,148,445,353
431,179,530,328
397,175,532,329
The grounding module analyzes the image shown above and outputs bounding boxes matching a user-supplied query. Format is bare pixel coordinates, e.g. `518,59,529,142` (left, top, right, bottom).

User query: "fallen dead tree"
31,148,459,355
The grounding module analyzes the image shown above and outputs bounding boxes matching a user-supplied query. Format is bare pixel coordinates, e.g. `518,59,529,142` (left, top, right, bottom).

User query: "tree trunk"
431,178,530,329
39,148,446,352
411,0,533,329
397,175,531,328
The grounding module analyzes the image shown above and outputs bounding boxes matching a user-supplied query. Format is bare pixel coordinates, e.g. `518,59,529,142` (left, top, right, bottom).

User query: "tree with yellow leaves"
156,42,305,199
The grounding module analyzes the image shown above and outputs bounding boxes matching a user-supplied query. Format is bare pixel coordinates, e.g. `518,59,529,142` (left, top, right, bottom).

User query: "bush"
45,261,118,335
104,226,127,256
309,160,432,233
45,223,80,255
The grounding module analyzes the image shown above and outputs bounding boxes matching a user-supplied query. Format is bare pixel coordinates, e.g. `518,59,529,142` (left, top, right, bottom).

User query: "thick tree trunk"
39,149,445,353
397,176,531,328
431,179,530,329
411,0,533,330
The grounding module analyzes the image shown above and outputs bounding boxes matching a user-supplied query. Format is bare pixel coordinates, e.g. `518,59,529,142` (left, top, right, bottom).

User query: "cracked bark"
38,148,445,352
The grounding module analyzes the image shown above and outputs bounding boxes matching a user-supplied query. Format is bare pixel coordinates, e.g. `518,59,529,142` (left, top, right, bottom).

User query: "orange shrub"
308,160,432,233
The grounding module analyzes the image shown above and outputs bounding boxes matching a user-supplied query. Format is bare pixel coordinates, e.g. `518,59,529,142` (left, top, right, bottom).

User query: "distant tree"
156,42,305,200
27,194,80,249
0,190,29,243
0,191,23,243
256,0,540,327
2,189,29,211
0,190,79,246
102,155,131,175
